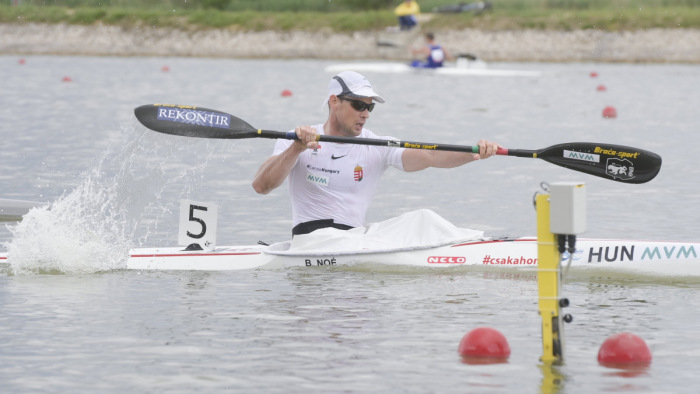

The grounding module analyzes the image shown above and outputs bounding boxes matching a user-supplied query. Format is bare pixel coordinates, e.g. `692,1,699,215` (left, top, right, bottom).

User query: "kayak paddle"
134,104,662,184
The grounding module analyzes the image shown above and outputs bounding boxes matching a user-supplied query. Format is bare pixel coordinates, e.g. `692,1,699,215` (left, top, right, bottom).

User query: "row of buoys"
19,58,174,82
155,65,295,100
152,65,296,96
591,70,617,118
589,73,652,367
457,327,651,367
19,58,295,96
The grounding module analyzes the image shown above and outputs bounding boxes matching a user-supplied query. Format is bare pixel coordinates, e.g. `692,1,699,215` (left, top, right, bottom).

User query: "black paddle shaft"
134,104,662,184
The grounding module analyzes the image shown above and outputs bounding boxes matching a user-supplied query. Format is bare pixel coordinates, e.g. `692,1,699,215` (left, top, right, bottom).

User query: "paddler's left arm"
401,139,500,172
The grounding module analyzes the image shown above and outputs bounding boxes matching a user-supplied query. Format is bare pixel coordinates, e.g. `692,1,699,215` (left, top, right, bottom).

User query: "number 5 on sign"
178,200,218,251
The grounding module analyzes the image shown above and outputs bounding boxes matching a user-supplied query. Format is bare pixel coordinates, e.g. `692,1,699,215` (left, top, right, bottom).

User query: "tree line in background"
11,0,700,12
4,0,700,31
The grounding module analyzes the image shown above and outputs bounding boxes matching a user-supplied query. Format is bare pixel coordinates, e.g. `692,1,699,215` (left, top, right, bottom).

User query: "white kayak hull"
124,237,700,277
324,62,541,77
2,237,697,276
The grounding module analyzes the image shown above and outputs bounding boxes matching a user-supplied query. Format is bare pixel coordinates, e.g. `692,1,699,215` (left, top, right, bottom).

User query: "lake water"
2,55,700,392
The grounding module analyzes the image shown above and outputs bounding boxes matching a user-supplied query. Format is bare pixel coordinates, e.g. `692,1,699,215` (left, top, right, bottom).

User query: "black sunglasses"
338,96,375,112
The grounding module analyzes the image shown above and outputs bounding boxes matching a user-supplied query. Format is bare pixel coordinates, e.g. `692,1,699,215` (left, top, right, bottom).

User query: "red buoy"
458,327,510,363
61,76,72,82
602,106,617,118
597,84,607,92
18,58,26,65
161,65,170,72
281,89,293,97
598,332,652,367
590,71,598,78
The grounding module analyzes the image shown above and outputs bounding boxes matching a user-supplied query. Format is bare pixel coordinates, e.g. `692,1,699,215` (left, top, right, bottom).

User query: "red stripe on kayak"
130,252,262,258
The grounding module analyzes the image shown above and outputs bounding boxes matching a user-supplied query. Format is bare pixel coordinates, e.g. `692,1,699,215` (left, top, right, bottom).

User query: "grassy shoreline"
3,4,700,32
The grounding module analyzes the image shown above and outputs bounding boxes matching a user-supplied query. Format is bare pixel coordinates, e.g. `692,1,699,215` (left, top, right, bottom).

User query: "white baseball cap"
322,71,385,109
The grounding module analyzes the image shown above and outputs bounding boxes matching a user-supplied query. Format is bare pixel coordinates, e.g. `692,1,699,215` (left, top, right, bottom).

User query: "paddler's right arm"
252,126,319,195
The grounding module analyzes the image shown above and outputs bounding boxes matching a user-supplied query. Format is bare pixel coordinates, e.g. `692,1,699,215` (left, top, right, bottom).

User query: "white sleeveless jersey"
272,124,405,228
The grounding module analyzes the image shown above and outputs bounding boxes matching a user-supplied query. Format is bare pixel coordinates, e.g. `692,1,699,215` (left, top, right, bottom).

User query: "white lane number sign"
178,200,218,251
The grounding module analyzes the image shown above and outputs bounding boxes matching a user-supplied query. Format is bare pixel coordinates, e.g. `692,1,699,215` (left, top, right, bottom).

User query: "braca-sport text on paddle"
134,104,662,184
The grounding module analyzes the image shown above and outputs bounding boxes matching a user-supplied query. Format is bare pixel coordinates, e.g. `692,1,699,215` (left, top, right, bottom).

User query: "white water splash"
4,121,217,275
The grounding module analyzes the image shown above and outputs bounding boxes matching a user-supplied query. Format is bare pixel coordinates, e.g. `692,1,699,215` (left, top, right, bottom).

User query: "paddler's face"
331,95,372,137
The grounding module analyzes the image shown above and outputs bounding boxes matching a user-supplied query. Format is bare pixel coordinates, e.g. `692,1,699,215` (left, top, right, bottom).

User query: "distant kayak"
324,57,541,77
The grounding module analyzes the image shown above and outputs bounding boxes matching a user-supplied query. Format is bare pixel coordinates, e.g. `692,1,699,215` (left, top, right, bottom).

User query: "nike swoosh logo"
331,154,347,160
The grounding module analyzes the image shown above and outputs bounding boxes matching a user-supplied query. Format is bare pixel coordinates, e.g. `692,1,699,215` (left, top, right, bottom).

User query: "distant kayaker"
395,0,420,30
411,32,453,68
252,71,500,236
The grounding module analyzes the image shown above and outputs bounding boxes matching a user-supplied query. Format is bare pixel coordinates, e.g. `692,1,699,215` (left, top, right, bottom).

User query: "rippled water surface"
2,55,700,392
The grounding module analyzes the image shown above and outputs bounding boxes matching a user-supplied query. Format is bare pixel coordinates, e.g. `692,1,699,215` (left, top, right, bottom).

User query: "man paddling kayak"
411,32,453,68
252,71,500,236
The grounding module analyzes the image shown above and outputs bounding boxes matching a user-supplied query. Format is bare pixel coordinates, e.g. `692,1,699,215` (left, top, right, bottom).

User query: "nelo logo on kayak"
157,107,230,129
428,256,466,264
